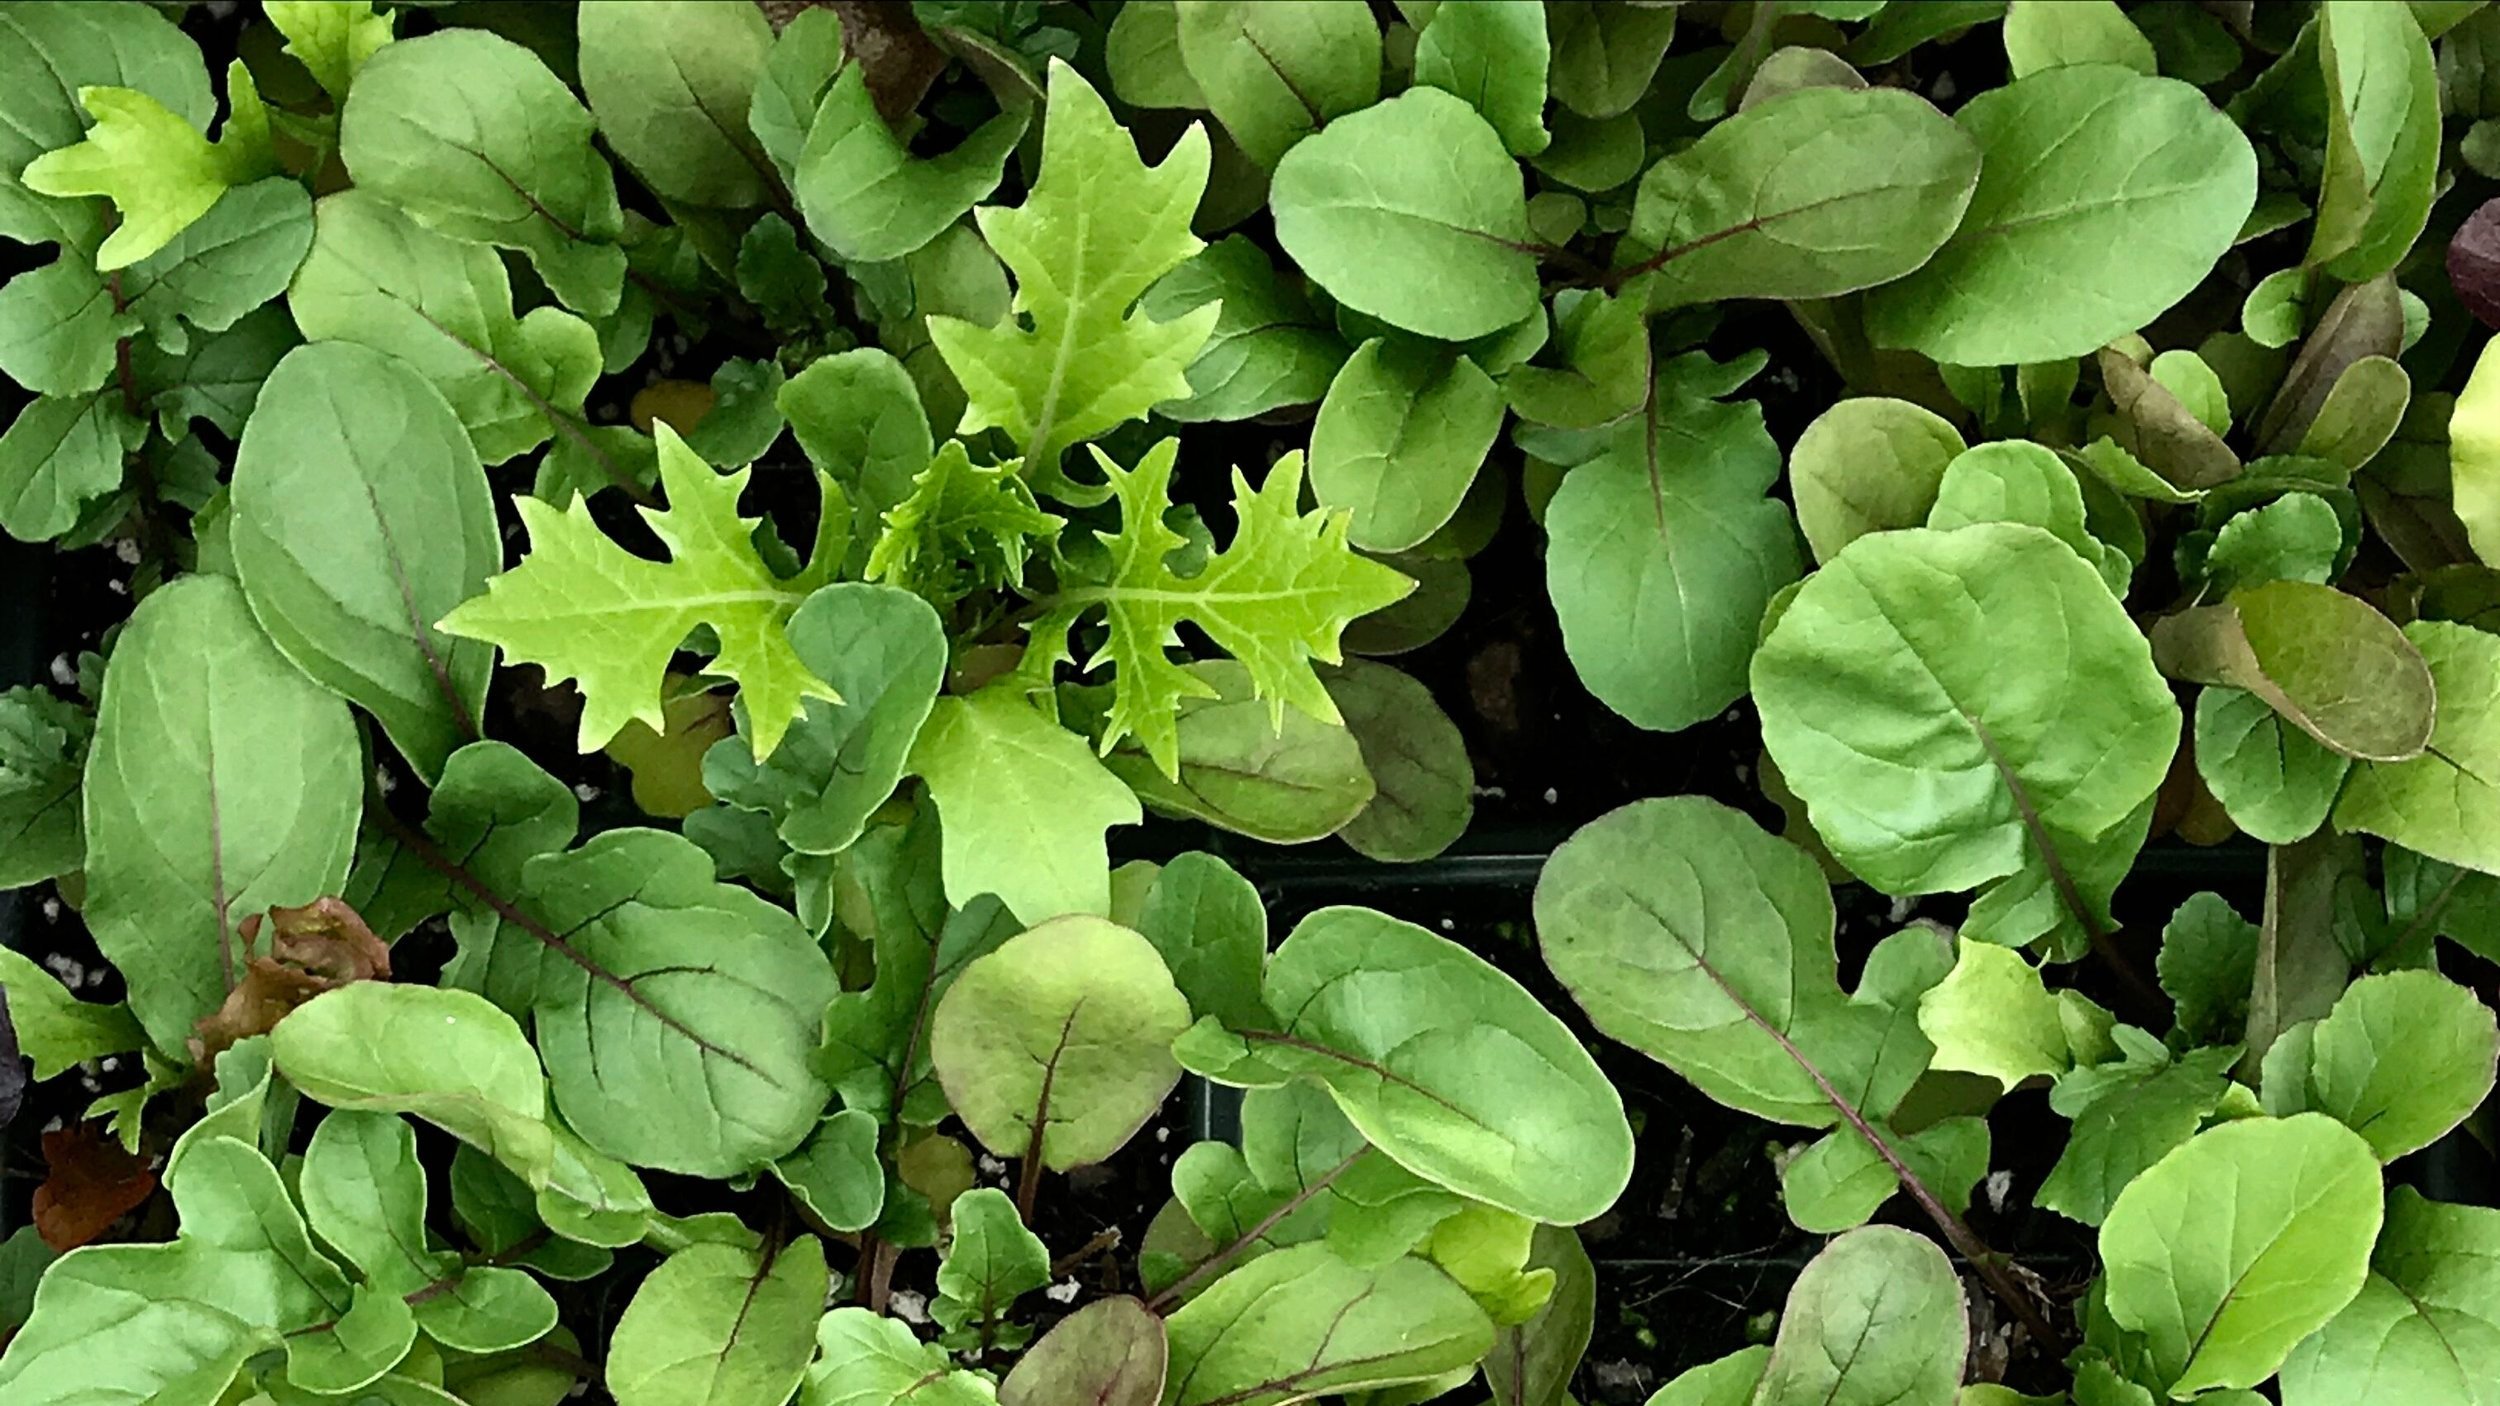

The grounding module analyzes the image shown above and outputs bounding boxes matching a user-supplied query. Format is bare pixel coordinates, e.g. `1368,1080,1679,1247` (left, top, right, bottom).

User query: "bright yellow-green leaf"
926,60,1220,501
21,84,263,270
438,424,837,759
266,0,395,104
1025,439,1414,778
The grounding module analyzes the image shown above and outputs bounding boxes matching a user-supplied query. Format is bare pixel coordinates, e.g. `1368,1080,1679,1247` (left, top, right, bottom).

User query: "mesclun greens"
6,1,2500,1404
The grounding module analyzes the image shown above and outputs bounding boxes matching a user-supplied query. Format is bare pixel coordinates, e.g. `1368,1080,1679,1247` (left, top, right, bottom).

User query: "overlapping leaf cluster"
8,3,2500,1406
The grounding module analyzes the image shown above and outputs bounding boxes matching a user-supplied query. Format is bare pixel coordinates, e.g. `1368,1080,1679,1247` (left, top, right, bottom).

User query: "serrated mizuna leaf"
439,425,834,759
1030,439,1412,778
927,61,1217,499
81,576,361,1055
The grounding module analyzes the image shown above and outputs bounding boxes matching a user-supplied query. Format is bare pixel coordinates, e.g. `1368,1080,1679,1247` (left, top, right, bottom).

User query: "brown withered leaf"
33,1123,156,1251
190,897,391,1064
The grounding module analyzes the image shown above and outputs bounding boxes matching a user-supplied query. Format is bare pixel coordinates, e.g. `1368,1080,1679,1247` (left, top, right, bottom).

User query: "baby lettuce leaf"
520,828,836,1177
793,65,1027,264
2260,970,2499,1162
1544,388,1801,732
927,60,1217,501
270,983,555,1186
907,685,1142,926
2099,1113,2381,1396
2311,0,2439,283
1483,1224,1595,1406
81,575,361,1056
1270,87,1538,341
1173,1,1381,169
1780,1117,1990,1235
576,0,775,211
18,84,260,272
771,1109,884,1233
1179,905,1634,1226
1132,852,1270,1032
2002,0,2156,76
1536,796,1945,1128
701,583,948,856
0,255,133,398
1927,441,2132,597
0,948,141,1081
1789,397,1965,565
1309,339,1504,554
1161,1244,1491,1406
607,1239,825,1406
1754,524,2178,910
438,425,836,760
2152,581,2433,762
931,916,1191,1171
1140,236,1347,425
1026,439,1412,778
781,346,933,528
804,1308,997,1406
1864,67,2256,365
1626,85,1978,310
339,29,625,317
288,190,602,468
1546,1,1679,119
230,342,497,783
263,0,393,106
2278,1188,2500,1406
999,1295,1166,1406
1413,0,1552,158
1916,940,2073,1091
1753,1227,1968,1406
2334,621,2500,873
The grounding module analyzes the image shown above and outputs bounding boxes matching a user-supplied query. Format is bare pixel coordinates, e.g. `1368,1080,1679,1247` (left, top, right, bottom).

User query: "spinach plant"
1,2,2498,1406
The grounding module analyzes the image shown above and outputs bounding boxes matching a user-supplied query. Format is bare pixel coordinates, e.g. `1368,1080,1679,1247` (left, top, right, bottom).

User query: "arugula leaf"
230,342,499,783
339,29,626,317
1789,397,1965,563
82,576,362,1057
2279,1189,2500,1406
0,947,142,1081
1141,235,1348,424
804,1309,998,1406
2260,970,2499,1162
1626,85,1979,310
1100,659,1376,845
0,256,136,398
927,60,1218,501
1756,524,2178,918
577,0,776,211
1162,1244,1492,1406
1271,87,1538,341
0,391,143,543
1026,438,1412,779
1864,68,2257,364
1309,340,1503,553
794,66,1027,263
439,424,838,760
1546,1,1679,119
2040,1042,2237,1228
608,1241,825,1406
2335,621,2500,873
289,190,603,469
1174,1,1382,168
1179,905,1634,1226
931,1188,1051,1350
1753,1228,1968,1406
1544,385,1802,733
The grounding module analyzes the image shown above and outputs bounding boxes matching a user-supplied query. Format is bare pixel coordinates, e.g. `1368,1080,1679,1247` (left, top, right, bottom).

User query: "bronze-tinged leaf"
191,897,393,1063
1000,1296,1167,1406
33,1124,157,1251
2450,198,2500,330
